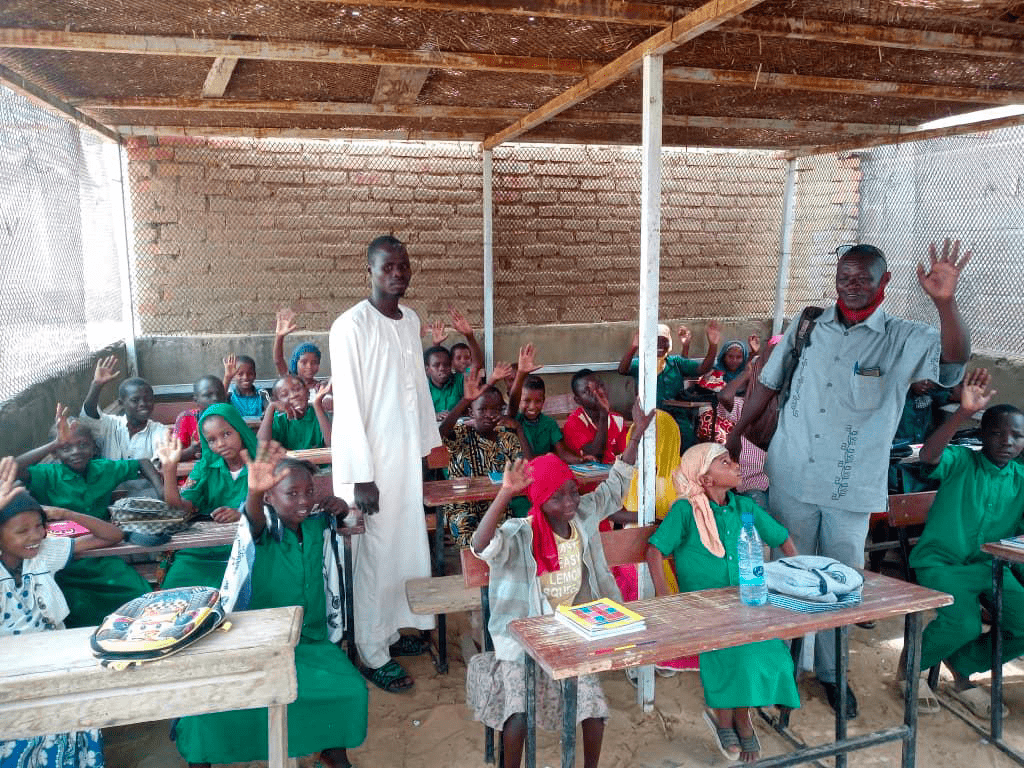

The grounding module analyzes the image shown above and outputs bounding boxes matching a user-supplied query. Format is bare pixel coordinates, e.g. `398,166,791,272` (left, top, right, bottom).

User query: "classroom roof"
3,0,1024,151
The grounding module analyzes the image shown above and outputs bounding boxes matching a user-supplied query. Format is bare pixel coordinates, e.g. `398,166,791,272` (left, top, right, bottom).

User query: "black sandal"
389,634,430,657
360,659,414,693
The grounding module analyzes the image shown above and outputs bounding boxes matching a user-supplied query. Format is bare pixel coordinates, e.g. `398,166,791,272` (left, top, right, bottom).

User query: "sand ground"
105,607,1024,768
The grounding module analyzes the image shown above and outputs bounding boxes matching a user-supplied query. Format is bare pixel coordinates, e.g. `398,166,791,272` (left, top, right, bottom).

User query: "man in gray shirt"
727,239,970,718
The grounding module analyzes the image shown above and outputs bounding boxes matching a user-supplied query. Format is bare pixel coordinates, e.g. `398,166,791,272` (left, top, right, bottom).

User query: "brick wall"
125,137,788,336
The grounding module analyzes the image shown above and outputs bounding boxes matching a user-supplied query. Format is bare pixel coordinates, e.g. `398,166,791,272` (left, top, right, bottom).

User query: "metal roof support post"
117,142,140,376
773,157,798,335
482,147,494,371
637,51,662,714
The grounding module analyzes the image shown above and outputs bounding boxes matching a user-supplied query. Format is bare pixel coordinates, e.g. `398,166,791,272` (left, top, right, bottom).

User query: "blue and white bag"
764,556,863,613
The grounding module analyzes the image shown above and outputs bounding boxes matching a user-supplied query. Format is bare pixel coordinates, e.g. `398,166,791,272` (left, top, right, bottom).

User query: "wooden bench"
459,524,659,765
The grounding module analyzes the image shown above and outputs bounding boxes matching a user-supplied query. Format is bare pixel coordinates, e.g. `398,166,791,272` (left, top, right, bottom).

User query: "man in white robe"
330,235,441,690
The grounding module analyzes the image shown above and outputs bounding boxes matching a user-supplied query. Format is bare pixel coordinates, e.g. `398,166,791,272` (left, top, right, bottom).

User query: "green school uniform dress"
627,356,701,449
649,492,800,710
25,459,150,628
516,412,563,456
911,446,1024,675
162,404,258,591
429,371,464,415
270,407,325,451
174,515,368,763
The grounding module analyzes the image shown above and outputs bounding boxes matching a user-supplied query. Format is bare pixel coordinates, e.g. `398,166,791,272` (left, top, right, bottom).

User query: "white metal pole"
116,141,140,376
637,52,663,713
773,157,798,334
482,148,495,371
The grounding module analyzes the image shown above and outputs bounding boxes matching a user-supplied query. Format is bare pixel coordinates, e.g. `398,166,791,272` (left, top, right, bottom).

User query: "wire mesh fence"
0,84,124,404
789,127,1024,359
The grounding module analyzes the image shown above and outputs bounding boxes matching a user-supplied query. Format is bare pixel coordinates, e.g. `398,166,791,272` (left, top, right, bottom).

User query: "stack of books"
555,597,646,640
998,535,1024,551
570,461,612,477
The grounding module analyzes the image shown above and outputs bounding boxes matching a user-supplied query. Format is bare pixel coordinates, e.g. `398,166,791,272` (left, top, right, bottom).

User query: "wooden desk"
0,606,302,768
979,542,1024,765
422,468,609,508
660,398,712,409
78,519,238,559
177,447,332,476
509,571,951,768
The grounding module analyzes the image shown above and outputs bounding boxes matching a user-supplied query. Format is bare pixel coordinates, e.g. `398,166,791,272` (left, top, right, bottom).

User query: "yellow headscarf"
623,410,680,520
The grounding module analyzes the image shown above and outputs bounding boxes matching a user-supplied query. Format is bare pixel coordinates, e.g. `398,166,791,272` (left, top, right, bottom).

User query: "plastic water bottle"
737,511,767,606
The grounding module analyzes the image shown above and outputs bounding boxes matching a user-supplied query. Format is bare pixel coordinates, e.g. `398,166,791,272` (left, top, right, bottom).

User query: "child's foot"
316,747,353,768
733,711,760,763
702,709,740,761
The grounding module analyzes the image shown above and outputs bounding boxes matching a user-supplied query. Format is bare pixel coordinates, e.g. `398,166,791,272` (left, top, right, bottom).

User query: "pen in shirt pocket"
854,362,881,377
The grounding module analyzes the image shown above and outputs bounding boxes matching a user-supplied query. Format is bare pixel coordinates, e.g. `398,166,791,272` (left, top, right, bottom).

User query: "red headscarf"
526,454,576,576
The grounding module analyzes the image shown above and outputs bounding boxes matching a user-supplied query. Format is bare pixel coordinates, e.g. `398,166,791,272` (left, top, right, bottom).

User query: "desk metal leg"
834,625,849,768
902,611,922,768
993,557,1005,742
268,704,292,768
561,678,578,768
525,656,537,768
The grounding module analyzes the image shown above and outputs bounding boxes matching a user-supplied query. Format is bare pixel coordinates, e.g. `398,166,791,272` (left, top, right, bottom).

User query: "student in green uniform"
15,405,153,627
159,403,257,589
257,374,332,451
424,345,463,418
617,322,720,451
909,368,1024,719
505,344,584,464
175,452,367,767
647,442,798,763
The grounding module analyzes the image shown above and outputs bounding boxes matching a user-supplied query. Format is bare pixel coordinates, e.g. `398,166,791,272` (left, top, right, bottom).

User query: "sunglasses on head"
835,243,885,259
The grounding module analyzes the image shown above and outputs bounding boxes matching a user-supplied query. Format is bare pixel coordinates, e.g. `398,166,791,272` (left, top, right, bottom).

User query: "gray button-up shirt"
759,305,965,514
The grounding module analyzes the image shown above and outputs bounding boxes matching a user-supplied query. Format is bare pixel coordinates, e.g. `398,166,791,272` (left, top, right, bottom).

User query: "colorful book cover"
46,519,91,537
556,597,645,633
999,535,1024,551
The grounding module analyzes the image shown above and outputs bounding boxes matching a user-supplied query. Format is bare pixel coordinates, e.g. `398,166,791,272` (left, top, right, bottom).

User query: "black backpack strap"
777,306,823,408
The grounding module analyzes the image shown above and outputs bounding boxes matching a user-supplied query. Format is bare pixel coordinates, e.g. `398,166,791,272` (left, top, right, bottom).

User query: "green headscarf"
183,403,259,516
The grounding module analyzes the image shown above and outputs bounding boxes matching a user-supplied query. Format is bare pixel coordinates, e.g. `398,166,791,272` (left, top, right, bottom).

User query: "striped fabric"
767,589,862,613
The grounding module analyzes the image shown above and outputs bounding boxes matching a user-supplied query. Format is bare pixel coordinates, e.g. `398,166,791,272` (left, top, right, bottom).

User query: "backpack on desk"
91,586,228,669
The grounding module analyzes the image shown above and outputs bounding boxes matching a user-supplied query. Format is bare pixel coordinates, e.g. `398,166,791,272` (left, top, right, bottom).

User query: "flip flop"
737,728,761,758
389,634,430,657
702,709,740,762
360,659,414,693
948,686,1009,719
914,676,940,714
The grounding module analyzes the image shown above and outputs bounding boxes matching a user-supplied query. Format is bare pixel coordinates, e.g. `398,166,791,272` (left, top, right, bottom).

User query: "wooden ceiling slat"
664,66,1024,105
0,28,601,76
481,0,770,149
312,0,675,25
82,97,906,136
201,57,239,98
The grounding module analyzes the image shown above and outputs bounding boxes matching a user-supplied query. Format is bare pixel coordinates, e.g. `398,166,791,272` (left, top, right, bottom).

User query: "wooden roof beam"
305,0,675,25
201,56,239,98
481,0,770,150
0,63,119,142
82,96,905,135
786,111,1024,158
664,66,1024,105
117,125,486,141
729,16,1024,61
0,28,601,76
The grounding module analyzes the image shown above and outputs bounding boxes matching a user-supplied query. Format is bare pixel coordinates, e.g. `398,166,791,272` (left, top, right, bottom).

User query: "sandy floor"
105,608,1024,768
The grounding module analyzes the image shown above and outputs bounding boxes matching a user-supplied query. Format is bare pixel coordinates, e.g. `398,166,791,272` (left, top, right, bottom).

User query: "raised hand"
959,368,996,414
748,333,761,356
501,458,534,496
592,384,611,414
449,307,474,337
706,319,722,347
489,361,515,386
677,325,692,346
429,319,448,346
243,441,290,494
276,307,298,337
918,238,971,303
463,367,487,401
54,403,71,445
223,354,237,380
93,355,120,386
518,343,541,375
629,398,656,438
156,429,184,466
0,456,22,510
312,378,333,407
